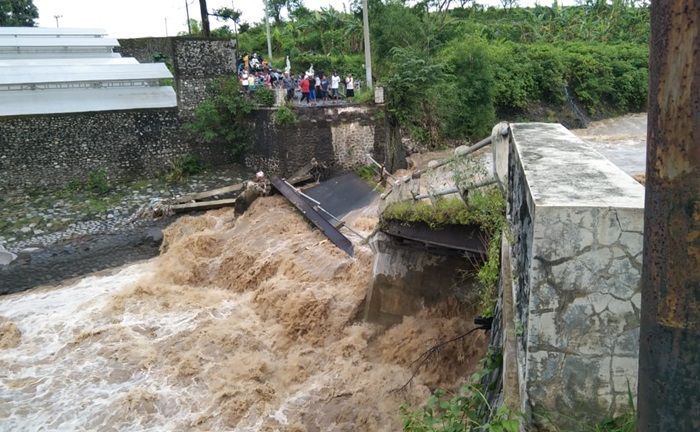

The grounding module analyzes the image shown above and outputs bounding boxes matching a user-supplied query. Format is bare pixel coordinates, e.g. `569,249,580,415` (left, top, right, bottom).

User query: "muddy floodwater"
0,196,485,431
573,113,647,176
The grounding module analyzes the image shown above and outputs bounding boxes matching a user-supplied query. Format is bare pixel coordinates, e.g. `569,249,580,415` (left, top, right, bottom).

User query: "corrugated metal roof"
0,86,177,116
0,27,178,115
0,52,122,59
0,28,107,37
0,57,137,67
0,36,119,48
0,63,173,85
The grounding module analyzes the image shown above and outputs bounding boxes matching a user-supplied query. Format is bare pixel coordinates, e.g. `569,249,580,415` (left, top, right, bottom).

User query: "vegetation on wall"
187,78,254,158
272,104,298,126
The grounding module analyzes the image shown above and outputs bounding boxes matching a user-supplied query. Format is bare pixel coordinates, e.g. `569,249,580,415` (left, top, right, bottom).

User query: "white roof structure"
0,57,138,67
0,87,177,116
0,63,172,86
0,27,176,115
0,27,108,37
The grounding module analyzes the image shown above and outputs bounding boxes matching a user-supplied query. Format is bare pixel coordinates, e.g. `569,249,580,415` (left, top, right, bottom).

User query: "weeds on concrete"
382,189,503,230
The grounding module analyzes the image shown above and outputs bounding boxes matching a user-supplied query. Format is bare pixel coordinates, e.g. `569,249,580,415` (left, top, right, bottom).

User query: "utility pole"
185,0,192,34
637,1,700,431
53,14,62,28
231,0,239,54
263,0,273,67
164,17,169,36
199,0,211,37
361,0,373,89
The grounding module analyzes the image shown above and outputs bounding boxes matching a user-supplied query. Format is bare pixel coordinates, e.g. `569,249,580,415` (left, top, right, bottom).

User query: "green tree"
0,0,38,26
268,0,304,24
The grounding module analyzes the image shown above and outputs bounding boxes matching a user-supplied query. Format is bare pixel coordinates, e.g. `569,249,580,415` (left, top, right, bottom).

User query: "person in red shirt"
300,75,311,104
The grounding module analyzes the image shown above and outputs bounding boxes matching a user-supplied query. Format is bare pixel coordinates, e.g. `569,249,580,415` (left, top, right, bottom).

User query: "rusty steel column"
638,2,700,431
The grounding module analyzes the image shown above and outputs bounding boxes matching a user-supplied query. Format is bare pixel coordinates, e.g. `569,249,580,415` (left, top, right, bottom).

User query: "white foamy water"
0,263,249,431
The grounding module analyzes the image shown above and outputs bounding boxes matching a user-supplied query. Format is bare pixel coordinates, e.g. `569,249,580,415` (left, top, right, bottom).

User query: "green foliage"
382,188,505,231
67,170,112,195
166,154,203,183
355,164,378,184
252,87,276,107
273,104,298,127
188,77,254,158
237,2,648,144
85,170,111,195
401,358,521,432
0,0,38,26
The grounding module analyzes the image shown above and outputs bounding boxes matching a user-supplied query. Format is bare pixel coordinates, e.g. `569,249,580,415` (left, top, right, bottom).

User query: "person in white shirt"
331,71,341,99
345,74,354,98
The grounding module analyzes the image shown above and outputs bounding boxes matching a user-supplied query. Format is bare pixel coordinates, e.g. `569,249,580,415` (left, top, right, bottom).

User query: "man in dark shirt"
282,73,294,101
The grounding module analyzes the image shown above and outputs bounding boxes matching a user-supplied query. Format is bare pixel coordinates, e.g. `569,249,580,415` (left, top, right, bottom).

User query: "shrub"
187,78,254,158
85,170,111,195
166,154,203,183
401,354,521,432
252,87,275,107
273,104,298,127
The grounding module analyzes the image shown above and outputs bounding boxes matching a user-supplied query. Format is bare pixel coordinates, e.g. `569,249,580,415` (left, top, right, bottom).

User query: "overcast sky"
33,0,574,39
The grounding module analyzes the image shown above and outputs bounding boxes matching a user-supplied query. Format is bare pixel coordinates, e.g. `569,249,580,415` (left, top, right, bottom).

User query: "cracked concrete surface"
504,123,645,430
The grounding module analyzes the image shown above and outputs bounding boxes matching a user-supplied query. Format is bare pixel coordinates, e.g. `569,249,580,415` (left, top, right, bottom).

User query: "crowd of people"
236,53,358,105
281,71,355,105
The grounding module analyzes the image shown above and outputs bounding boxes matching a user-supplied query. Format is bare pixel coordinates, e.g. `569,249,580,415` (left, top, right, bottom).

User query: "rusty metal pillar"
638,2,700,431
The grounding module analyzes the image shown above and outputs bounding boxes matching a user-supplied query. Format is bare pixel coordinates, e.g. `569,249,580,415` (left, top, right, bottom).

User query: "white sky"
33,0,575,39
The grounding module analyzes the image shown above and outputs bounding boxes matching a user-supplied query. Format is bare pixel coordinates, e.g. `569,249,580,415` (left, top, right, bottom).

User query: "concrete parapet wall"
502,123,645,429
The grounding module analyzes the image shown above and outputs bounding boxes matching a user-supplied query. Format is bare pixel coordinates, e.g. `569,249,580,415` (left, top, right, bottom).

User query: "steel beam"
638,2,700,431
271,177,354,257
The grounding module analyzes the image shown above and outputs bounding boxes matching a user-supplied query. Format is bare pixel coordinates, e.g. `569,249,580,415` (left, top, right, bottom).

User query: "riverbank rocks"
0,244,16,266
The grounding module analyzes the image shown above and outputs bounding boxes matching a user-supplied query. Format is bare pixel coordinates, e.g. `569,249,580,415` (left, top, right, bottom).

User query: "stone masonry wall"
246,105,386,177
500,123,645,430
117,37,237,117
0,109,230,191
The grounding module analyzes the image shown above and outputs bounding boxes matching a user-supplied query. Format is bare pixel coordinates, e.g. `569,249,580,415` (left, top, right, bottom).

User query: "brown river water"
0,196,485,431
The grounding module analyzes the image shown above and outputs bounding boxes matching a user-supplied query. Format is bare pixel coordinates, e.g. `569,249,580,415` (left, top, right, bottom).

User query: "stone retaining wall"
245,105,386,177
0,109,186,191
117,37,237,117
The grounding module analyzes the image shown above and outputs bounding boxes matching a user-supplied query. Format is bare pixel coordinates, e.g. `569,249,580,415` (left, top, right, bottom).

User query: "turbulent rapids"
0,196,485,431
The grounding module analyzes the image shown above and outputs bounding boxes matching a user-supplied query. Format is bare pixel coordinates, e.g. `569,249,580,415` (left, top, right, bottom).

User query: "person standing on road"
300,74,311,104
345,73,354,99
283,72,294,101
321,74,329,101
308,74,316,105
331,71,340,99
